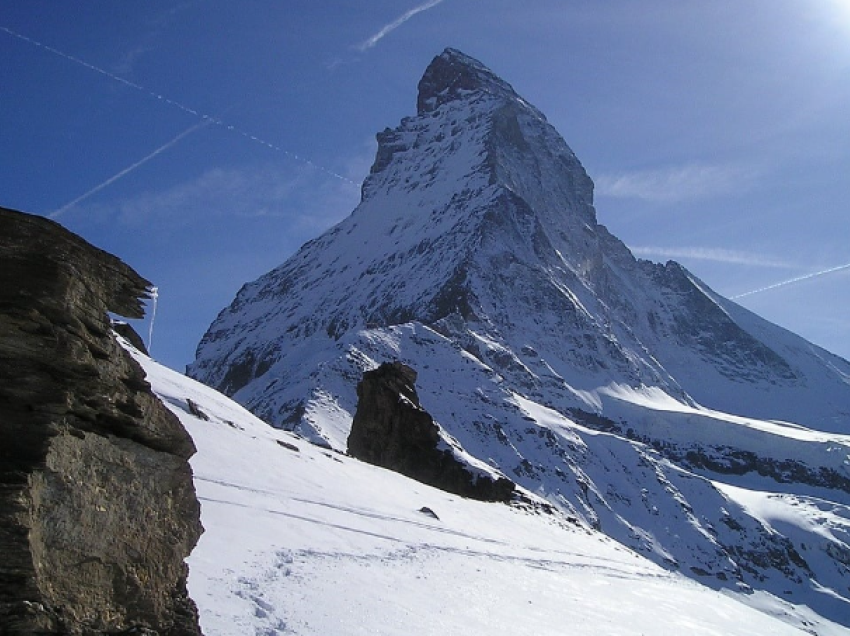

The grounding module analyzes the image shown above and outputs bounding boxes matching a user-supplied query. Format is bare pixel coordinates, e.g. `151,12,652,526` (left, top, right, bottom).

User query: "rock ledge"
0,207,203,635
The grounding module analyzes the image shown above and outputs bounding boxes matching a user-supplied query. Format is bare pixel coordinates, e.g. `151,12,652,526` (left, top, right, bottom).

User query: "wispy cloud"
630,246,793,268
119,168,315,224
78,163,360,236
732,263,850,299
595,163,757,203
71,133,375,233
356,0,446,51
113,1,201,75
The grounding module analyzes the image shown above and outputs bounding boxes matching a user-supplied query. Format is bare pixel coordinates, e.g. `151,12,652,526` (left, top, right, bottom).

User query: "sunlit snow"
128,344,849,635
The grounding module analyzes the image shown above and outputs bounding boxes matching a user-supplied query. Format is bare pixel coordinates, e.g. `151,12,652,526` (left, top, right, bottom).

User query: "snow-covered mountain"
138,345,848,635
189,49,850,628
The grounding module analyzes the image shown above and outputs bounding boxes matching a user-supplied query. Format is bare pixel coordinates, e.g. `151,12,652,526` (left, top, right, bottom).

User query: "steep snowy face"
190,50,516,395
190,47,850,428
190,47,664,398
413,47,594,224
189,49,850,628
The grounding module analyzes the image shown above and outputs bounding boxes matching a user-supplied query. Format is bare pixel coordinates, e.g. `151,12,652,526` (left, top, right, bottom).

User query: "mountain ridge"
190,48,850,627
190,47,850,432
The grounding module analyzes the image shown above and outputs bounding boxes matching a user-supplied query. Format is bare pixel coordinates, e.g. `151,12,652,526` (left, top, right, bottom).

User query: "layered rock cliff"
0,206,202,635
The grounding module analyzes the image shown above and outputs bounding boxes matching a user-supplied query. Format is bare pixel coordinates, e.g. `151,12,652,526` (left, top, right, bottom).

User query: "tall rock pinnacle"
189,51,850,624
190,48,849,436
416,48,529,114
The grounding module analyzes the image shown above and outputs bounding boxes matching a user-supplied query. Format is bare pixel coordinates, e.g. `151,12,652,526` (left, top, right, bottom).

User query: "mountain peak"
417,48,525,115
189,50,850,628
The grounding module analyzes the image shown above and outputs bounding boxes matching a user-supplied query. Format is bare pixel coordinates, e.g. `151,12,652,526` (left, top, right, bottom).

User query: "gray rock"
348,362,514,502
0,207,203,635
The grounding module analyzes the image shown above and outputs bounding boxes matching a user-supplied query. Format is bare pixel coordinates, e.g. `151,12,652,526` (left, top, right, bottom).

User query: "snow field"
128,347,847,635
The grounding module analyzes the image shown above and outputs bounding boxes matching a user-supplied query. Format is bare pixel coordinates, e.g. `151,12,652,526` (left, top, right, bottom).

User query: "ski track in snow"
196,477,648,578
126,343,850,636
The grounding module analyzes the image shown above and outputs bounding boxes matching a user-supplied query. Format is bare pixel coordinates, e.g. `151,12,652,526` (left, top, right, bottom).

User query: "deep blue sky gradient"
2,1,849,369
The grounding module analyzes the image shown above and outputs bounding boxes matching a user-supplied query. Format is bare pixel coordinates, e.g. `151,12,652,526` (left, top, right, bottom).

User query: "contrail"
357,0,446,51
732,263,850,299
2,25,359,187
1,25,199,117
50,119,210,219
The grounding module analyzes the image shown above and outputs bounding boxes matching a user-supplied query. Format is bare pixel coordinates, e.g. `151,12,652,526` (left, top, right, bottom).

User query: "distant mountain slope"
135,345,849,635
189,49,850,626
191,48,850,433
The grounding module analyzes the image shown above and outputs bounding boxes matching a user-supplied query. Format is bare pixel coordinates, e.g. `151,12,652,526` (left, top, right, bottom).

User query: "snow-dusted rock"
0,207,202,635
190,49,850,627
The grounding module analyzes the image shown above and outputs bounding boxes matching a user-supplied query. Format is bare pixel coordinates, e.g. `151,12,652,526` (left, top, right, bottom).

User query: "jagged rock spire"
191,47,850,438
417,48,523,114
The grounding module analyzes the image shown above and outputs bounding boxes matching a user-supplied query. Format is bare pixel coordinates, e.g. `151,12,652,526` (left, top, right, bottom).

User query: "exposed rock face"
348,362,515,502
0,207,203,635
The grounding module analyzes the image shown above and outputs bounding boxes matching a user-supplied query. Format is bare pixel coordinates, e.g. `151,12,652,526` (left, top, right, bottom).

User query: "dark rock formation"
348,362,514,502
112,320,149,356
0,207,203,635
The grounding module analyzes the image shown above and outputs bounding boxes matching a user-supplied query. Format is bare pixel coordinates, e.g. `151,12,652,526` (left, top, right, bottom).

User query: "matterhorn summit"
191,48,849,432
190,49,850,628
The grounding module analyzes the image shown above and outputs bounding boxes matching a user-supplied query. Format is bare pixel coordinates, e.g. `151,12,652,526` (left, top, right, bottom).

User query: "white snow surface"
184,49,850,632
131,345,850,635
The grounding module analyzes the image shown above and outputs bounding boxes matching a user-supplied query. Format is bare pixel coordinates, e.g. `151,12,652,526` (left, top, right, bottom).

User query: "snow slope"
130,344,849,635
185,49,850,629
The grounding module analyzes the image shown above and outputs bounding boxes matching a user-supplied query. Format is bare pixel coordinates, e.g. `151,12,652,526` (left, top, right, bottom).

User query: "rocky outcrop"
348,362,514,502
0,207,203,635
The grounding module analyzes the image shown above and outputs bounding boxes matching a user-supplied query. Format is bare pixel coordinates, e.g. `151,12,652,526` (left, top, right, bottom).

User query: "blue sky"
2,1,849,370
